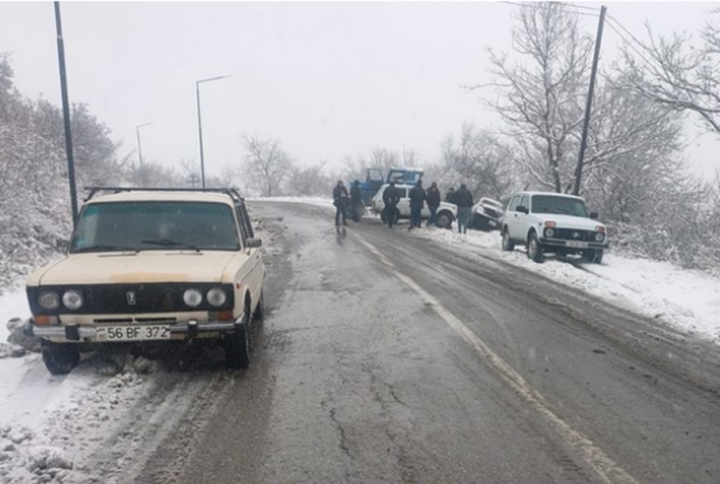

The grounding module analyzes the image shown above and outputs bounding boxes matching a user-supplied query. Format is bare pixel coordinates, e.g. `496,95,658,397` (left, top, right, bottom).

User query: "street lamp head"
197,75,231,85
136,122,153,130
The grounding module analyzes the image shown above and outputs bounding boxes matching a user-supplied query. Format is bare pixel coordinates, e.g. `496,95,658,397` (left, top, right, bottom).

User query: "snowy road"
3,201,720,483
140,202,720,484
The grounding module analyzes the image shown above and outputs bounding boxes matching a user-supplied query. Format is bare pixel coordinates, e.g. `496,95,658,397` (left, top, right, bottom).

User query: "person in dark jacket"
446,187,457,204
382,182,400,228
350,180,362,222
426,182,441,227
408,180,426,230
454,183,474,234
333,181,349,226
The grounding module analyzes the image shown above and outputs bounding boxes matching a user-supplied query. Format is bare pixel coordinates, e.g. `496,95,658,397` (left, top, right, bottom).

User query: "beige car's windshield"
69,201,240,253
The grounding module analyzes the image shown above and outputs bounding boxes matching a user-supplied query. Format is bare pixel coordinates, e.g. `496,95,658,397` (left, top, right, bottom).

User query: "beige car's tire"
225,303,250,370
41,340,80,375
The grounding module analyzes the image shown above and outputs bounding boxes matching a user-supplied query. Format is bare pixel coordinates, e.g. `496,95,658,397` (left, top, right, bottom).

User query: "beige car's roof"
85,191,235,205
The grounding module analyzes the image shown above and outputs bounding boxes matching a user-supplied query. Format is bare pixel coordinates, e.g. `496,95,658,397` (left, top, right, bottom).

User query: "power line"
498,1,601,18
606,14,653,55
566,2,604,12
604,17,657,68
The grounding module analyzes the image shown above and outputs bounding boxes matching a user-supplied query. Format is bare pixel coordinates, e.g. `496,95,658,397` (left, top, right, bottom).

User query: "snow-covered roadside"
412,228,720,344
0,291,164,483
247,196,334,209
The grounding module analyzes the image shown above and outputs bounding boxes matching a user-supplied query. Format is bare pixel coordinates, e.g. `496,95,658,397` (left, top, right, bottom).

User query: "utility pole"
54,2,79,226
573,5,607,196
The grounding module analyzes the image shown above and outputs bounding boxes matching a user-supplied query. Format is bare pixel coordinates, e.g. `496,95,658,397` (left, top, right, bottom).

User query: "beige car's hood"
35,251,237,285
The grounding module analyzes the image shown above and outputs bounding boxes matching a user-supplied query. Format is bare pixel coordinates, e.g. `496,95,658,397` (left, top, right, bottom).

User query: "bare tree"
341,147,401,183
438,123,516,200
286,160,337,197
476,2,592,193
620,14,720,135
241,135,294,197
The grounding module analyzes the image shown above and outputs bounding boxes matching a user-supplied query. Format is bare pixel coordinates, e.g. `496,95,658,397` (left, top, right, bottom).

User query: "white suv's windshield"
69,201,240,253
531,195,588,217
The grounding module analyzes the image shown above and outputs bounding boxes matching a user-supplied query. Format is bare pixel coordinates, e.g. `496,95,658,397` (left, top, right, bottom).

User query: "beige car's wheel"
41,340,80,375
225,302,250,369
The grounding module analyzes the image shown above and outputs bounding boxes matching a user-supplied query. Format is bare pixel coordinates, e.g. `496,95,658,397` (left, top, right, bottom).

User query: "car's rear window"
70,201,240,253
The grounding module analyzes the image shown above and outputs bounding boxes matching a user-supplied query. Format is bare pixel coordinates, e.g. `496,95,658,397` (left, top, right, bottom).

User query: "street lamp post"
135,122,152,168
196,75,230,189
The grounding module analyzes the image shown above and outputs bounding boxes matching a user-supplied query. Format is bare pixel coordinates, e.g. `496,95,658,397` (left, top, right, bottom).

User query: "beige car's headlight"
207,287,227,307
39,291,60,310
62,290,83,310
183,288,203,307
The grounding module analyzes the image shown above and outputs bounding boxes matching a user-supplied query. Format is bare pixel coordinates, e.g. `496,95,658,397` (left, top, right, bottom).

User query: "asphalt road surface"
115,201,720,484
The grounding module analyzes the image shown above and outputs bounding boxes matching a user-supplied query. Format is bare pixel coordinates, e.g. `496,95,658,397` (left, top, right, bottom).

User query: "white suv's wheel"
501,229,515,251
527,232,544,263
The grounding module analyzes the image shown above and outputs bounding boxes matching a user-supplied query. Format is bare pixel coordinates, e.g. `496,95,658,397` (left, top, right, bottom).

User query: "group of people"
333,179,475,234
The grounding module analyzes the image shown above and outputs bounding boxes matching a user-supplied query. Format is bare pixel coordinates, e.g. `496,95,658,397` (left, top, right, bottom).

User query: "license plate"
566,241,589,249
96,325,171,342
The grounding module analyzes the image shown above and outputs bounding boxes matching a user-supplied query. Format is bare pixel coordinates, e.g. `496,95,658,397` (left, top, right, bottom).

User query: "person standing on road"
455,183,474,234
350,180,362,222
382,181,400,228
446,187,457,205
426,182,441,227
408,180,426,230
333,181,349,226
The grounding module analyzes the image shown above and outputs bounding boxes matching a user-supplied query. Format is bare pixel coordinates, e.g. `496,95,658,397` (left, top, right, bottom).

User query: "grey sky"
1,1,717,179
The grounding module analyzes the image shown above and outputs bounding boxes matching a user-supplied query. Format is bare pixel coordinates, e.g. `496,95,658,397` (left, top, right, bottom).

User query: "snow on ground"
411,227,720,344
247,196,334,209
0,285,162,483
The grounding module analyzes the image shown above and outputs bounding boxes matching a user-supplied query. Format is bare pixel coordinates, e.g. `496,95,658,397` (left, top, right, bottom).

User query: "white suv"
371,184,457,229
500,191,608,263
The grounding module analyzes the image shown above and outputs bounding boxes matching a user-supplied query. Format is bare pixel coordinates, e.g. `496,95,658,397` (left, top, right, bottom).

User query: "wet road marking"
357,236,639,484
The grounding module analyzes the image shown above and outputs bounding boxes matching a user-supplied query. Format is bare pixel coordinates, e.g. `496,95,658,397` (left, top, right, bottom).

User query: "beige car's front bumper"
24,317,245,343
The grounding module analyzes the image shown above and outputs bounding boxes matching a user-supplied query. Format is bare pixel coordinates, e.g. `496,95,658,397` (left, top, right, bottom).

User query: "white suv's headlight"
183,288,203,307
62,290,83,310
595,233,605,242
207,287,227,307
39,291,60,310
545,228,555,238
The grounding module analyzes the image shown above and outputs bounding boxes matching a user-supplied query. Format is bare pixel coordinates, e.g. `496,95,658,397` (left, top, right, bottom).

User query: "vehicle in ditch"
500,191,608,263
470,197,505,231
24,187,265,374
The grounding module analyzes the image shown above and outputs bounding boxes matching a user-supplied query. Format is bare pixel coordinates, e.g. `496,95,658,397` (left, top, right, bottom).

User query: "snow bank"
413,228,720,343
247,196,334,209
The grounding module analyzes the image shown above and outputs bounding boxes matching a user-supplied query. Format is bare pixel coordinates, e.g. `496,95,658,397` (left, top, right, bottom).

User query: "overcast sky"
0,1,717,179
